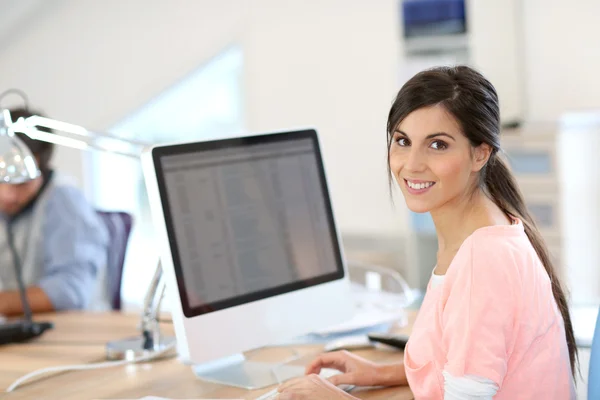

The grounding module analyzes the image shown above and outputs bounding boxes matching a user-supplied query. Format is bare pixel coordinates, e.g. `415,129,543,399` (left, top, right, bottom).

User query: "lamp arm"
143,261,163,325
10,115,148,158
140,260,167,350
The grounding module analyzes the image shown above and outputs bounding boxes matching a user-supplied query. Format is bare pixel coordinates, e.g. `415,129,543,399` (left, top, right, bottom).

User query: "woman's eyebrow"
426,132,456,141
394,129,455,142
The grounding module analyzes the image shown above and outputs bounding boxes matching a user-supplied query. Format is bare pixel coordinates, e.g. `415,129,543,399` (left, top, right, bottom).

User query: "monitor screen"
152,130,345,318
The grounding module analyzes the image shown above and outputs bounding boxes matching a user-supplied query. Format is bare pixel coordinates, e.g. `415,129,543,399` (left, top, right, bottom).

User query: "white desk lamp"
0,107,175,361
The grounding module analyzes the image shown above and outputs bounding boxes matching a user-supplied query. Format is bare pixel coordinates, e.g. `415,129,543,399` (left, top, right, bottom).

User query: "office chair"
96,211,133,311
590,306,600,399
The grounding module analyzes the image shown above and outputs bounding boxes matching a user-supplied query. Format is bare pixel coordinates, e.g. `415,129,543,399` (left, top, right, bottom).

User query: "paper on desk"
271,285,409,346
311,284,409,336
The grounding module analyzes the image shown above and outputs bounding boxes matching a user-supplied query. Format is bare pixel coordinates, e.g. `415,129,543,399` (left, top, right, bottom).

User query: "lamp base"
105,335,176,361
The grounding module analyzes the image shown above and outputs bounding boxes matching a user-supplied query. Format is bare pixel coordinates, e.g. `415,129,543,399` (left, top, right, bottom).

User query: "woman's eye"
431,140,448,150
396,137,410,146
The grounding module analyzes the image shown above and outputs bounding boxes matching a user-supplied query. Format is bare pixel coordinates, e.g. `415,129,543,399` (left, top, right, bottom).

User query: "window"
90,47,244,309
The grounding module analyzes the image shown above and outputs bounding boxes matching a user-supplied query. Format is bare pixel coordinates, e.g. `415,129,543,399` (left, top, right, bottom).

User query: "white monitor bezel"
141,128,353,363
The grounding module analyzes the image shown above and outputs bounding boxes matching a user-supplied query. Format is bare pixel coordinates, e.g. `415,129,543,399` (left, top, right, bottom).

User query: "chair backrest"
590,307,600,399
96,211,133,311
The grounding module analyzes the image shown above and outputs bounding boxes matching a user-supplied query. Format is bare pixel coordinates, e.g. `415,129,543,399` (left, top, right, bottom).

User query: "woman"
276,66,577,399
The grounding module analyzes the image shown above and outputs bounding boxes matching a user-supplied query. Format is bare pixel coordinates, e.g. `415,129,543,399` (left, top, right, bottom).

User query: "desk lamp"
0,106,175,360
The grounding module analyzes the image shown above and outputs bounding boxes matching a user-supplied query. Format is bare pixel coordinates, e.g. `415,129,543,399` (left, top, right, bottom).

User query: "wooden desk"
1,312,414,399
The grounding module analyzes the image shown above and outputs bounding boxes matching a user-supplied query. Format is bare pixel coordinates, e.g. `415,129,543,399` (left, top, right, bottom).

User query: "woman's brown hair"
387,65,578,375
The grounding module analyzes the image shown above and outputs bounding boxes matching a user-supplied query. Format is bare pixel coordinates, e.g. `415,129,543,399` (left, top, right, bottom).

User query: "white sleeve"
443,370,499,399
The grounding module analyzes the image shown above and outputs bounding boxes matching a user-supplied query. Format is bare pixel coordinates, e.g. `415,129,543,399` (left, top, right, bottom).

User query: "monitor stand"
192,353,305,390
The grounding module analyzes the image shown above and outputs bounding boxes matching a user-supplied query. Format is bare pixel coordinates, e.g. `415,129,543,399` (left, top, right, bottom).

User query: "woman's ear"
472,143,492,172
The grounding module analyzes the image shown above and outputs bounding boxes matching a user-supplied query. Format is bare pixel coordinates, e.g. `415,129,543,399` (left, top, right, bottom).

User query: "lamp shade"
0,131,40,183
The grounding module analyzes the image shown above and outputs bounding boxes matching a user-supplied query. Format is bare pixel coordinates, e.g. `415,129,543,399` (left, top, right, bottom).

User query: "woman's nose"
404,148,427,173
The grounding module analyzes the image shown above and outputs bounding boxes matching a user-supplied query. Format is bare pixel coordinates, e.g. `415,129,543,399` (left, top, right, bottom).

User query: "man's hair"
9,107,55,172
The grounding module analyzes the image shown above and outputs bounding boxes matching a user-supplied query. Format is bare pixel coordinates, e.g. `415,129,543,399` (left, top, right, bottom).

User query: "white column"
558,111,600,304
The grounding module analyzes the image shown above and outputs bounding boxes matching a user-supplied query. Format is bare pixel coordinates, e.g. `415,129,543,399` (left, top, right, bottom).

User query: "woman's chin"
397,188,436,213
404,200,433,214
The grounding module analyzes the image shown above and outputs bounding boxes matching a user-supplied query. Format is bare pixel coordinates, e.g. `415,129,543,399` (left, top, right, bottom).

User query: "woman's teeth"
407,181,434,190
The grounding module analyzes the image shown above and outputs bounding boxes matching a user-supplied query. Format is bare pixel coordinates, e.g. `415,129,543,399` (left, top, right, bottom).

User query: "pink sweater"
404,219,575,399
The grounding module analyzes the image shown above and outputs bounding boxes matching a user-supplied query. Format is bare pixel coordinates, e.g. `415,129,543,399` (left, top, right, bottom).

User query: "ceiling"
0,0,48,47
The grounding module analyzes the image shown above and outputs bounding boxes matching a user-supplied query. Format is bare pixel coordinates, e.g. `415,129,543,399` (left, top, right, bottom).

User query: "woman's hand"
303,350,406,387
276,374,356,400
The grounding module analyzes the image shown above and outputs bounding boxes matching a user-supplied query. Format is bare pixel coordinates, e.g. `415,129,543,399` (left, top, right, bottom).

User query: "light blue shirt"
0,173,109,310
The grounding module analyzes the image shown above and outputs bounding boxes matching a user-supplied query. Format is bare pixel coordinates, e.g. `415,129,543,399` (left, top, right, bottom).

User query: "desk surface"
1,312,414,400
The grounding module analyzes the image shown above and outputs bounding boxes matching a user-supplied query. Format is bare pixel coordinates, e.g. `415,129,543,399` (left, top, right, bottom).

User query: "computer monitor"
141,128,353,388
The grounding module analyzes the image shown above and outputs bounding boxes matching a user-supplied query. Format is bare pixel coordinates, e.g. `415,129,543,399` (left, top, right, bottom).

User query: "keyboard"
255,369,354,400
367,332,410,350
0,320,53,345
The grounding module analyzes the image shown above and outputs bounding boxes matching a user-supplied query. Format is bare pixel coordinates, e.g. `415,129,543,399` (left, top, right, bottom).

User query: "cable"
0,89,30,110
5,341,176,392
6,221,34,322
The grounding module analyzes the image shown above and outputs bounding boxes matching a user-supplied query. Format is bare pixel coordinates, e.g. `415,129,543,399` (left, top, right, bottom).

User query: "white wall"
0,0,408,240
467,0,524,123
242,0,405,236
523,0,600,122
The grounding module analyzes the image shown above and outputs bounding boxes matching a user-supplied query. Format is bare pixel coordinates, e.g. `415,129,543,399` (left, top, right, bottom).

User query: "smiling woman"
282,66,577,400
384,66,577,399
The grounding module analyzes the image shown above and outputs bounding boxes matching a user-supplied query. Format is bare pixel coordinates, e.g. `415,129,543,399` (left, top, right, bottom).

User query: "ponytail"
484,153,578,376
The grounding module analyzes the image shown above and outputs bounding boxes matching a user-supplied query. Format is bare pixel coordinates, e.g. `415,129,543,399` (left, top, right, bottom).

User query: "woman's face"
388,105,489,214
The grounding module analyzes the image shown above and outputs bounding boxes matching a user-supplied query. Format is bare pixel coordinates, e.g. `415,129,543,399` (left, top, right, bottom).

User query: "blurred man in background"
0,108,109,316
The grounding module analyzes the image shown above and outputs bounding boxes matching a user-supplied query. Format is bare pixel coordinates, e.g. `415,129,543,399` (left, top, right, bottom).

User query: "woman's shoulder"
448,221,533,283
463,219,529,257
479,219,531,253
